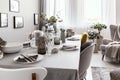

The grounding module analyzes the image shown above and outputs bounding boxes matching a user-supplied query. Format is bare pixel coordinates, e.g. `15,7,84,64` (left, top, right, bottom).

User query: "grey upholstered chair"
110,68,120,80
101,25,120,60
79,41,95,80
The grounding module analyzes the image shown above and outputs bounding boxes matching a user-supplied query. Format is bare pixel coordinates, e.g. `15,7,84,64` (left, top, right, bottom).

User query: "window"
46,0,65,17
45,0,113,27
46,0,65,26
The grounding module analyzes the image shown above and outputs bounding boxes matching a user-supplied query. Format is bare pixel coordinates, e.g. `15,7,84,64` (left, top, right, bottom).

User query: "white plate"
14,54,44,64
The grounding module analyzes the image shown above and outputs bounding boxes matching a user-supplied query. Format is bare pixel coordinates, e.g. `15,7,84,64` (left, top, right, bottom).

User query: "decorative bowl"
1,42,23,54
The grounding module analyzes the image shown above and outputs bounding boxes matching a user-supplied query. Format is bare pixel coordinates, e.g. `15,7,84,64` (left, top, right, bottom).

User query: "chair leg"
102,55,104,60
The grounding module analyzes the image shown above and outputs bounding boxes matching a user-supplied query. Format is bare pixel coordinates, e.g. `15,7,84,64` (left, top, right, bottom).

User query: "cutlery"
20,54,33,62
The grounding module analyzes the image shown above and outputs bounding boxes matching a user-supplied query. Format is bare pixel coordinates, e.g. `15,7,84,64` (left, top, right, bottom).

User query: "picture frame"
14,16,24,29
9,0,20,13
0,13,8,28
34,13,39,25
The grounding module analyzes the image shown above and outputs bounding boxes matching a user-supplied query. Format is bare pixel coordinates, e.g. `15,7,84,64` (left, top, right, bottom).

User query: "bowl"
1,42,23,54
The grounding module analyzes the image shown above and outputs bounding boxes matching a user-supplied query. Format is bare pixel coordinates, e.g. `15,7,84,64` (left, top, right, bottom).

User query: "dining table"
0,35,81,80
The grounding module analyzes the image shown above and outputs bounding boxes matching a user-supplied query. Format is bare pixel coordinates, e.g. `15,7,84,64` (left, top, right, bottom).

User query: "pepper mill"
60,28,65,43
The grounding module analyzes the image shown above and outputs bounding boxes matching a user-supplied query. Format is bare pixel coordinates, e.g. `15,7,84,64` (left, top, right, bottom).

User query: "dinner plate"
14,54,44,64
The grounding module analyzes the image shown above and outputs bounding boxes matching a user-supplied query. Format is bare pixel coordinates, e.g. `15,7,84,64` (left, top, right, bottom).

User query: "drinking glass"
46,32,54,56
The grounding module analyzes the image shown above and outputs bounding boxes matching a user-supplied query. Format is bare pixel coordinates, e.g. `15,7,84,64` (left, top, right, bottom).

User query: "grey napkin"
16,55,38,62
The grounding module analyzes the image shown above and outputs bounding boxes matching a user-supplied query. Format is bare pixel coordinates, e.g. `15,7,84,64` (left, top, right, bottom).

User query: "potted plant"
47,15,63,34
88,31,98,41
39,13,48,30
91,23,107,38
39,13,63,33
90,23,107,52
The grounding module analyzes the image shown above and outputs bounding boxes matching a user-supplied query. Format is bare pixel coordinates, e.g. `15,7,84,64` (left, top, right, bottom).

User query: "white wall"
0,0,39,42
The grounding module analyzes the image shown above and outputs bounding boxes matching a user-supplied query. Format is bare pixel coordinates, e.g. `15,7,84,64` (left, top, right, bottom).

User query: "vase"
94,37,103,53
97,37,103,50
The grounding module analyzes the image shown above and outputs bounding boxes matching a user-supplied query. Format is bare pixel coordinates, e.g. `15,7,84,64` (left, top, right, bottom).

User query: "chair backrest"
81,32,88,45
0,67,47,80
110,25,120,41
79,41,95,78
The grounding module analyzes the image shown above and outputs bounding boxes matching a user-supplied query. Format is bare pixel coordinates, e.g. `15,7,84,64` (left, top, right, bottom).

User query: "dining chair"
79,41,95,80
101,25,120,60
110,68,120,80
0,67,47,80
81,32,88,45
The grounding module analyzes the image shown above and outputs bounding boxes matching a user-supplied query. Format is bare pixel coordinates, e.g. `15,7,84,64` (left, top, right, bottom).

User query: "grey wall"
0,0,39,42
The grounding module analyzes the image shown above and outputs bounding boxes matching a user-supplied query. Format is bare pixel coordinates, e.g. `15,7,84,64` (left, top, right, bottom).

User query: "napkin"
16,55,38,62
67,38,80,41
16,57,27,62
61,45,77,50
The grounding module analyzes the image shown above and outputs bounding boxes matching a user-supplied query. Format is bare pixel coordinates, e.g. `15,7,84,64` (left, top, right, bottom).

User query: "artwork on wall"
14,16,24,28
34,13,39,25
0,13,8,28
9,0,20,12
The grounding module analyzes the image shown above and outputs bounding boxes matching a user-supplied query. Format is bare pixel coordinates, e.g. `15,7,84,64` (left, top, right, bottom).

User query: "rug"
91,67,114,80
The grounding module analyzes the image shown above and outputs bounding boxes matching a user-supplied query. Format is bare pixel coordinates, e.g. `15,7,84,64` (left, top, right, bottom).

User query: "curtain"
39,0,47,30
45,0,116,34
101,0,116,39
101,0,116,25
45,0,84,29
40,0,46,14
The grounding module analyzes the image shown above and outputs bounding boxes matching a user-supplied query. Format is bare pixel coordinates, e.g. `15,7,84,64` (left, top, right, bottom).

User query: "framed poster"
0,13,8,28
34,13,39,25
14,16,24,29
9,0,20,12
